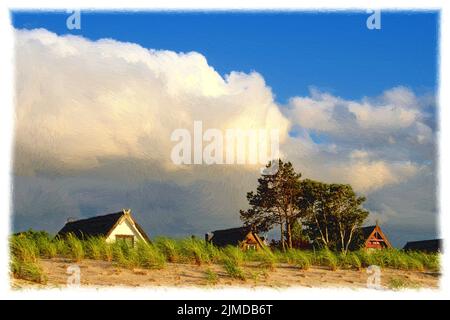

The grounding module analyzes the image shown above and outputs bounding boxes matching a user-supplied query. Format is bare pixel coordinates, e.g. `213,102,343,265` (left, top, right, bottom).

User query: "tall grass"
249,249,278,271
338,252,361,270
155,237,179,263
84,237,104,260
10,235,47,283
179,238,211,265
9,232,441,277
223,258,246,280
314,249,338,271
286,249,312,270
66,233,84,262
221,246,245,265
136,242,166,269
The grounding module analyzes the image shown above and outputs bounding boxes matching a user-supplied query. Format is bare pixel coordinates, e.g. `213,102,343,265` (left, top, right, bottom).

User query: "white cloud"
14,29,289,173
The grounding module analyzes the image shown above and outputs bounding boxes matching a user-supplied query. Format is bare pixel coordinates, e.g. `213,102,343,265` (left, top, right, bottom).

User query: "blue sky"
12,11,438,103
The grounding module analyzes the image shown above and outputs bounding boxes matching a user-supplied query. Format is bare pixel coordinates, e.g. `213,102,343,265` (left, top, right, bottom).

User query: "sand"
11,258,440,290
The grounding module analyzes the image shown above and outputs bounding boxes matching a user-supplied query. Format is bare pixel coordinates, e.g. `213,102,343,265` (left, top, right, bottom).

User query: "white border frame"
0,0,447,300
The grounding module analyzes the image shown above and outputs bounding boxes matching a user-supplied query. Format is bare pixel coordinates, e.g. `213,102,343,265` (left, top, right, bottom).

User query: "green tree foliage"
301,180,368,253
240,160,304,251
240,160,369,253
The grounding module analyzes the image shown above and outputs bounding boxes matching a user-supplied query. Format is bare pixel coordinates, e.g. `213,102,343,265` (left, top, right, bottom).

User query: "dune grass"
9,231,441,285
9,235,47,284
223,258,246,280
204,268,219,285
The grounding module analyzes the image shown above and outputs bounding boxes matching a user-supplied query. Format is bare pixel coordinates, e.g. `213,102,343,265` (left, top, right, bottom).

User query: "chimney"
205,232,213,242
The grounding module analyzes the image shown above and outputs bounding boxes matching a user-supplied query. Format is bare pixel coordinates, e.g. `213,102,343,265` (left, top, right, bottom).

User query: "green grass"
66,233,84,262
222,246,245,266
286,249,312,270
338,252,362,270
136,242,166,269
204,268,219,285
179,238,211,265
223,258,246,280
314,249,338,271
9,235,46,284
387,276,420,290
155,237,180,263
251,249,278,271
11,257,47,284
9,232,441,280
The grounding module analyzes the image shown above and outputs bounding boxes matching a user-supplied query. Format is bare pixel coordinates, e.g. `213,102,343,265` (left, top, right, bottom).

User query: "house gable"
106,213,148,244
362,225,392,249
58,209,150,244
240,232,265,250
207,227,265,250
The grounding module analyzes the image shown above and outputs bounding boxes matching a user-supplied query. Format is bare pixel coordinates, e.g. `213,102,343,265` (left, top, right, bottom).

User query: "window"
115,235,135,247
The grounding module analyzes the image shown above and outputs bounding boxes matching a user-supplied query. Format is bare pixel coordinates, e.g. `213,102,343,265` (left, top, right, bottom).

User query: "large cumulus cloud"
12,29,437,246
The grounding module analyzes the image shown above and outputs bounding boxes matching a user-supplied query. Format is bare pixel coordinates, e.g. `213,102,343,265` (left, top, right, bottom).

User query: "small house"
57,209,150,245
403,239,442,253
359,224,392,249
205,226,265,251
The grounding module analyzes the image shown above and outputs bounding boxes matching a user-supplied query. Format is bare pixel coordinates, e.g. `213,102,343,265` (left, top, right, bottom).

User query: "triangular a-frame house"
359,224,392,249
57,209,150,245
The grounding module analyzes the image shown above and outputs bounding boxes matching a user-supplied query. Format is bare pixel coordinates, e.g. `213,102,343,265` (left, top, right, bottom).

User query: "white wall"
106,216,147,243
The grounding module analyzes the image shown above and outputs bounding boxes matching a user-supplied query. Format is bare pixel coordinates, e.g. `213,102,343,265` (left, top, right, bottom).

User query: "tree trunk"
287,220,293,249
280,222,286,251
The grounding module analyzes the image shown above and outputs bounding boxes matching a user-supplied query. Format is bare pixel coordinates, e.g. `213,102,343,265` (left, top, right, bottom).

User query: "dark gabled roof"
360,225,376,239
57,210,150,242
58,212,123,238
403,239,442,253
209,226,254,247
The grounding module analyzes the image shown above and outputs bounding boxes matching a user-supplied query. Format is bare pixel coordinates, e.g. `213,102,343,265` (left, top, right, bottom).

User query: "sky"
10,11,439,247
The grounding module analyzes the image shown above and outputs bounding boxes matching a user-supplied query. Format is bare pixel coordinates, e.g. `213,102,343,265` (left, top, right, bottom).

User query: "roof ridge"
65,211,124,225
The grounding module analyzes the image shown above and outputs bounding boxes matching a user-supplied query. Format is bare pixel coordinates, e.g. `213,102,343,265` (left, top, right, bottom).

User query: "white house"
57,209,150,245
